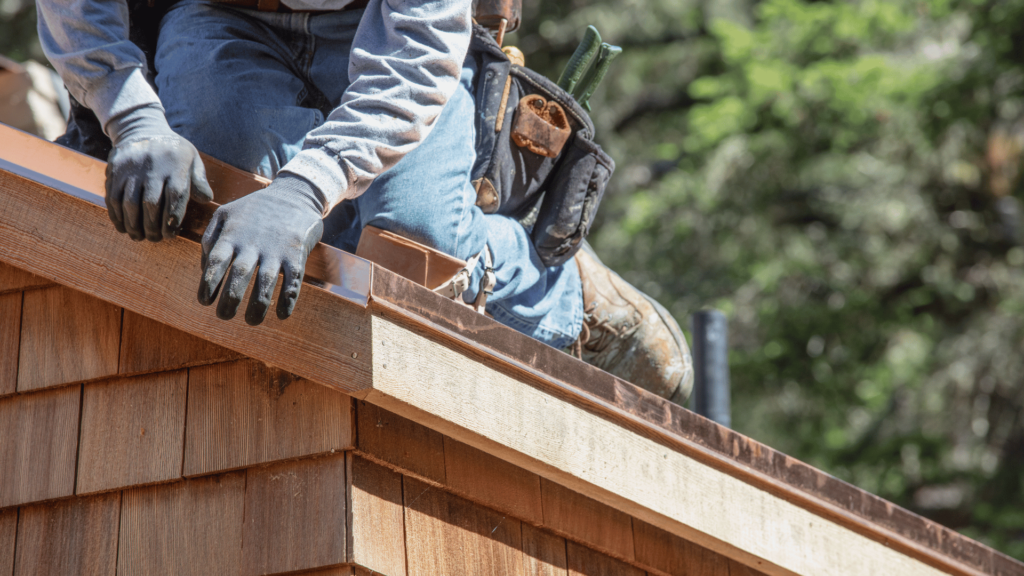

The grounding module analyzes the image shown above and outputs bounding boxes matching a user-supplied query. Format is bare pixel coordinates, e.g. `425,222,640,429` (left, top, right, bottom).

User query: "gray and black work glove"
198,174,325,326
105,107,214,241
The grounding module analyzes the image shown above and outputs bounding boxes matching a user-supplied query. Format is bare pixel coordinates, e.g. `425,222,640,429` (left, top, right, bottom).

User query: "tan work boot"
573,243,694,402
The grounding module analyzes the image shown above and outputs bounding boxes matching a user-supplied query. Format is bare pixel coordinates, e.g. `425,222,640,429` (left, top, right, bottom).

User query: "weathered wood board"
348,455,408,576
15,493,120,576
302,568,359,576
77,371,188,494
541,478,635,562
0,291,20,397
566,541,645,576
119,311,242,375
242,455,348,576
17,285,121,392
403,476,525,576
633,519,734,576
185,360,354,476
523,523,570,576
118,472,245,576
0,261,50,295
0,508,15,576
356,399,446,484
444,436,544,525
0,386,80,508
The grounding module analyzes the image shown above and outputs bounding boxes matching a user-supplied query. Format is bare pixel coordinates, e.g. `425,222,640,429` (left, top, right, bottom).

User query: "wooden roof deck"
0,123,1021,576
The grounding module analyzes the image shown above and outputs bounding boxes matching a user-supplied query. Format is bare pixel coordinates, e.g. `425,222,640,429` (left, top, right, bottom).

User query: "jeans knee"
168,110,264,174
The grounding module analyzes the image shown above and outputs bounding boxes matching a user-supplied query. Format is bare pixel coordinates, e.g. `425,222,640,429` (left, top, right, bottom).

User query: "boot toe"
628,303,693,399
643,294,694,402
576,243,694,401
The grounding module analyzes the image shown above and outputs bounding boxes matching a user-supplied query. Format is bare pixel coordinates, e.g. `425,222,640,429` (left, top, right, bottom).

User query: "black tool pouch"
469,25,615,267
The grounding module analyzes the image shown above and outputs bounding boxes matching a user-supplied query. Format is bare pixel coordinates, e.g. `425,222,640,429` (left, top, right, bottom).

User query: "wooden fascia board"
0,123,372,307
0,153,373,394
0,124,1018,576
363,298,1009,576
369,266,1022,576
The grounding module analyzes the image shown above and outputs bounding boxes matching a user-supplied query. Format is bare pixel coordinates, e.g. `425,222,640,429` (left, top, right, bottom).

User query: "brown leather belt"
211,0,368,14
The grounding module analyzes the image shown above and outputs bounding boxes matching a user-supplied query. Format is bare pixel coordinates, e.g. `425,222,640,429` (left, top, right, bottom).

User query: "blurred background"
3,0,1023,560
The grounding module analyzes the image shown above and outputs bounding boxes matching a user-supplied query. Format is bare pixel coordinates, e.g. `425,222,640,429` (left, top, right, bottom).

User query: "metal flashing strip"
0,156,102,208
0,123,371,307
307,244,372,307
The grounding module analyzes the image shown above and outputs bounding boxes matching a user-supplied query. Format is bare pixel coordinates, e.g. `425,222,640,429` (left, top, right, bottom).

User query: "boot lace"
572,303,641,360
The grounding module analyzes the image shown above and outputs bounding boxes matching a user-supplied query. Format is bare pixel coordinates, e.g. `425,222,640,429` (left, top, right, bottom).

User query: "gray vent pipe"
690,310,731,428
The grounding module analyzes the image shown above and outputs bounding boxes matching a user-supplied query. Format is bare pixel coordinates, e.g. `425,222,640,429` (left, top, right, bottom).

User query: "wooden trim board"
0,168,373,395
0,123,372,307
367,272,1024,576
360,310,992,576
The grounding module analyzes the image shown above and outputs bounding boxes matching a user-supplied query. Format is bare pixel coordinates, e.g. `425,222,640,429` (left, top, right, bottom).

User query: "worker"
35,0,693,401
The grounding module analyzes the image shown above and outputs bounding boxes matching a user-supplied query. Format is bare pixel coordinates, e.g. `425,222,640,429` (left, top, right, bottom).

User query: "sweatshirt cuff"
106,105,174,146
279,147,354,215
269,173,328,216
85,66,165,141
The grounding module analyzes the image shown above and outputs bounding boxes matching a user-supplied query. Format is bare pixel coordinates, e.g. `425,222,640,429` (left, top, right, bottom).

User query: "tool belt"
208,0,368,13
467,25,615,267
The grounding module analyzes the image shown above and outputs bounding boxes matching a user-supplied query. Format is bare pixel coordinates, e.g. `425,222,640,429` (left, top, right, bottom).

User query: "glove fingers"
190,154,215,204
121,173,146,241
198,219,232,307
217,249,259,320
104,160,128,234
164,169,191,239
201,210,224,268
245,259,281,326
142,177,167,242
275,220,321,320
277,258,306,320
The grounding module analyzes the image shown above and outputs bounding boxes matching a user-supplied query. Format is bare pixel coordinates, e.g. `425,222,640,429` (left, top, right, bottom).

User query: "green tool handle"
556,25,602,94
575,43,622,112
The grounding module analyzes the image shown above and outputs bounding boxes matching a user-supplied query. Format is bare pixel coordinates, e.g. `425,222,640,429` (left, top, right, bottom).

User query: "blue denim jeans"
155,0,583,348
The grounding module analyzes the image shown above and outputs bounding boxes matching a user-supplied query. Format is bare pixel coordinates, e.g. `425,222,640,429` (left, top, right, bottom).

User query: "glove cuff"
269,173,329,217
107,105,176,147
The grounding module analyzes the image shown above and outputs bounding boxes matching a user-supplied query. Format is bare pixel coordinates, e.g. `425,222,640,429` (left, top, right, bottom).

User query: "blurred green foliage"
510,0,1024,559
2,0,1022,560
0,0,41,62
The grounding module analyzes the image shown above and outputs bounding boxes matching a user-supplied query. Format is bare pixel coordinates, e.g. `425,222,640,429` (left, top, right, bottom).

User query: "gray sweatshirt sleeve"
279,0,474,212
36,0,167,140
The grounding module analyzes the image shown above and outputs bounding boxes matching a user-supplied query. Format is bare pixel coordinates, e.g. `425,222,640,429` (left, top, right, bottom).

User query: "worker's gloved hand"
198,174,326,326
105,107,213,241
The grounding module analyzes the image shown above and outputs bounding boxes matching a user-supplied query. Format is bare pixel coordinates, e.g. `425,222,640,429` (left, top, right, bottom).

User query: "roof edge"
0,121,1019,576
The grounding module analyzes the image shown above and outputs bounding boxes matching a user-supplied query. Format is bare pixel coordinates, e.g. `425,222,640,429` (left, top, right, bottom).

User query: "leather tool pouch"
468,25,615,267
472,0,521,33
